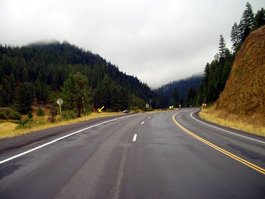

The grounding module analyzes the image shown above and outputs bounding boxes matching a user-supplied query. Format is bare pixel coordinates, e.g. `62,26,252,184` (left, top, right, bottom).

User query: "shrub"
27,112,33,119
8,110,21,120
5,108,11,115
47,116,56,123
62,110,77,120
37,107,45,116
18,117,32,128
0,111,8,119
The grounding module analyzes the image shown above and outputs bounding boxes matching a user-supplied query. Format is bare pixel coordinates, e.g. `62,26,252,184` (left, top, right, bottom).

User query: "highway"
0,109,264,199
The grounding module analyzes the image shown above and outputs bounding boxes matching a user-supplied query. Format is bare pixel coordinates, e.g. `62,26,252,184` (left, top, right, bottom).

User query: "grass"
0,112,123,139
199,105,265,137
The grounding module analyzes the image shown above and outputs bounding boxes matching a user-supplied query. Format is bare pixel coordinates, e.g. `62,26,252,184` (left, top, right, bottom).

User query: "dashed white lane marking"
0,114,136,165
148,116,151,119
132,134,137,142
141,121,145,125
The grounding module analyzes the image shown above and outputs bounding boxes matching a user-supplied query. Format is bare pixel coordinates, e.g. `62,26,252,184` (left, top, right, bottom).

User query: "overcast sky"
0,0,264,88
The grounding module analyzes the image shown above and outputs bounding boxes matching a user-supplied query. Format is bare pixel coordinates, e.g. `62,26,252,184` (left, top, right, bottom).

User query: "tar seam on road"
132,134,137,142
172,113,265,175
190,110,265,145
0,114,136,165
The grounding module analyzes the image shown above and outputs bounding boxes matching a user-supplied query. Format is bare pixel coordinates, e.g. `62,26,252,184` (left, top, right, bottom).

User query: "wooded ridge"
0,42,152,119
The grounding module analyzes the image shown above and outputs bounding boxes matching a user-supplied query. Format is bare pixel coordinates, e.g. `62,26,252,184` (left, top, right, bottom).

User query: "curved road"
0,109,264,198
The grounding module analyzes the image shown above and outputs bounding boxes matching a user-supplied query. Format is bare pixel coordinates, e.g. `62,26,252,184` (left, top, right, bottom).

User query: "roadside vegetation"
0,106,124,139
199,106,265,137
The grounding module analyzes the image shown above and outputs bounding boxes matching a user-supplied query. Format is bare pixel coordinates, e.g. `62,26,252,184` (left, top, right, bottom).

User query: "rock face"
216,25,265,117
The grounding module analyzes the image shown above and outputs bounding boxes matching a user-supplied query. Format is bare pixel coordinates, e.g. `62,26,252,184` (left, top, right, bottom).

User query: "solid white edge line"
0,114,136,165
132,134,137,142
190,109,265,145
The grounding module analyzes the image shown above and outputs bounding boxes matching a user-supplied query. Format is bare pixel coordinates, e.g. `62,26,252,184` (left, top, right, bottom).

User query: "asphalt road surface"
0,109,264,199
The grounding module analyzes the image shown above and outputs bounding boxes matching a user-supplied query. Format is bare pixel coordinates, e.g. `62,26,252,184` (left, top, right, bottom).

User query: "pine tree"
219,35,226,58
35,79,49,105
187,87,196,106
0,75,16,106
17,82,34,114
231,22,240,52
62,72,91,117
171,88,179,106
238,2,254,44
252,8,265,30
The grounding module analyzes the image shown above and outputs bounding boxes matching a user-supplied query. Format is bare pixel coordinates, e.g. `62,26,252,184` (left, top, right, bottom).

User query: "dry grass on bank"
199,106,265,137
0,112,123,139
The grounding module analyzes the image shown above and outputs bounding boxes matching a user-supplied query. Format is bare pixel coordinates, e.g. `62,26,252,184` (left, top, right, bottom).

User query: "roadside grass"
199,105,265,137
0,112,123,139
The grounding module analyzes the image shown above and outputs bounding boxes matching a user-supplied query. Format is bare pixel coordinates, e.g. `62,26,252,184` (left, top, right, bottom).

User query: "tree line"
196,2,265,105
0,42,152,118
152,75,202,109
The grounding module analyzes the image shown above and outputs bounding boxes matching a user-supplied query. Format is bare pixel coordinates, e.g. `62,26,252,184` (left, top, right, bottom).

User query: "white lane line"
190,110,265,145
0,115,136,165
141,121,145,125
132,134,137,142
148,116,151,119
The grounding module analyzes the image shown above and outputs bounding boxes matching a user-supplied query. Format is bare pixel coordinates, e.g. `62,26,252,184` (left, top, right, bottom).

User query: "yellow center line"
172,113,265,175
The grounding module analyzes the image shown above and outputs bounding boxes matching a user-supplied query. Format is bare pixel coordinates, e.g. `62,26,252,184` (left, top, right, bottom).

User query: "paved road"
0,109,264,199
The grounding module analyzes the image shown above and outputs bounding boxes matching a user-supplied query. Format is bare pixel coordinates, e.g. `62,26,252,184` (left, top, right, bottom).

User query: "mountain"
0,42,152,115
216,25,265,120
152,75,203,108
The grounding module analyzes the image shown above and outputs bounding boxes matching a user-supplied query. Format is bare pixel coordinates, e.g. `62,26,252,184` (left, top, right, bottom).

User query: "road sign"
57,98,63,106
98,106,104,113
57,98,63,118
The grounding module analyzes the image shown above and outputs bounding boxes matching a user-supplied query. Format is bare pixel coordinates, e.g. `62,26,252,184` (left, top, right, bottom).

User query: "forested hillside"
152,75,202,108
0,42,152,118
216,25,265,117
197,3,265,105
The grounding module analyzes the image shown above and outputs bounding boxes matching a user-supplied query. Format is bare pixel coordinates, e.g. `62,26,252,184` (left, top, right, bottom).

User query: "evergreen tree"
198,44,232,105
252,8,265,30
238,2,254,44
0,75,16,106
35,79,49,105
62,72,91,117
171,88,179,106
187,87,196,106
219,35,226,58
221,49,233,86
129,94,145,110
231,23,240,52
111,86,129,111
17,82,34,114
